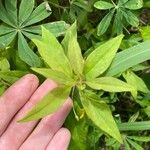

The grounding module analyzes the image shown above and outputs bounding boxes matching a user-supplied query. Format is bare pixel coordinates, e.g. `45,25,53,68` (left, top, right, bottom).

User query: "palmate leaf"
32,27,73,77
32,68,75,85
80,91,122,143
62,22,84,76
84,34,124,79
0,0,69,67
86,77,135,92
19,86,71,122
19,0,35,25
94,1,114,10
106,40,150,76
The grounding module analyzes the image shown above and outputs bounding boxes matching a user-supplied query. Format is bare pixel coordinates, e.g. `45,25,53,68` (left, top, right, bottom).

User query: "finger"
19,98,72,150
0,74,39,136
0,80,57,150
46,128,71,150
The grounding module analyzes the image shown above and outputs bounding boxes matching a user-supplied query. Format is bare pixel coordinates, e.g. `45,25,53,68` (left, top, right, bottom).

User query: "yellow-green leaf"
62,22,84,76
32,68,75,86
123,71,149,98
84,34,124,79
19,86,71,122
32,27,73,78
80,91,122,143
86,77,135,92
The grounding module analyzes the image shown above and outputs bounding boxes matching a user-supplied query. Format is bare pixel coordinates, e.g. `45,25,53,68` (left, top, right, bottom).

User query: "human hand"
0,74,72,150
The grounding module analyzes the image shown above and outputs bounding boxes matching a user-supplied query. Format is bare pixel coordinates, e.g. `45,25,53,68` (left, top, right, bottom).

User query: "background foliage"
0,0,150,149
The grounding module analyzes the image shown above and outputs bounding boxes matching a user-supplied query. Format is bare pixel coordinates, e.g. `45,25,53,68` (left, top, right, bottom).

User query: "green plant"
19,22,139,143
94,0,143,36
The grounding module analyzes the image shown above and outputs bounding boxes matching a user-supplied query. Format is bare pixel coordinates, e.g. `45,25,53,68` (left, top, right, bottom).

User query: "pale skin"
0,74,72,150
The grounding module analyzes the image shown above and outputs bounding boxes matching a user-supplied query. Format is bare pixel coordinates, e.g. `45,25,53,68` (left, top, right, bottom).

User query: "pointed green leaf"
106,40,150,76
123,71,149,93
0,0,15,27
62,22,84,76
84,34,124,79
23,2,51,27
32,27,73,77
19,0,35,25
0,25,15,36
86,77,135,92
0,31,17,48
127,139,144,150
80,91,122,143
113,9,123,34
94,1,114,10
32,68,75,85
19,86,71,122
124,0,143,10
128,136,150,142
122,10,139,27
97,9,115,36
5,0,17,25
18,32,42,67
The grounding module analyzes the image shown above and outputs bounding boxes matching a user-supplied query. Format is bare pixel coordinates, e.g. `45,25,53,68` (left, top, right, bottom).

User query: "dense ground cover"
0,0,150,149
